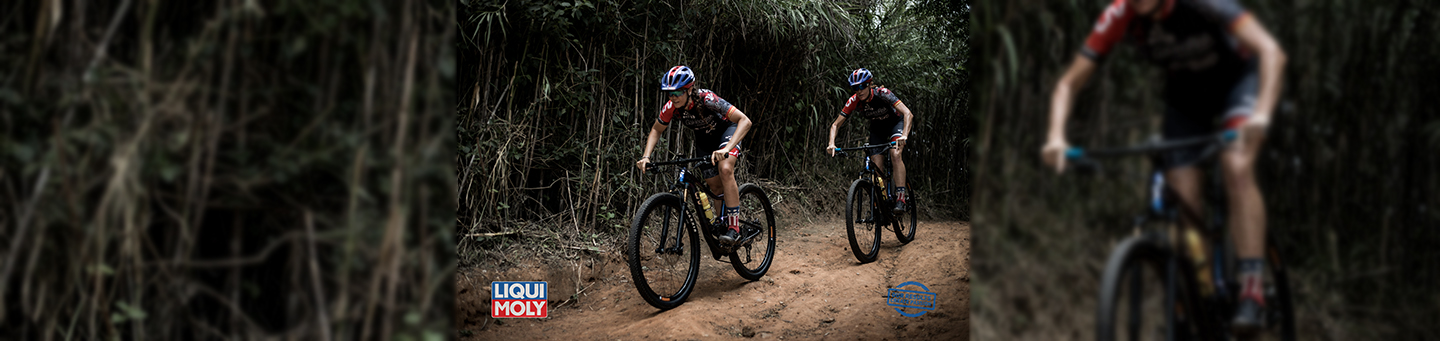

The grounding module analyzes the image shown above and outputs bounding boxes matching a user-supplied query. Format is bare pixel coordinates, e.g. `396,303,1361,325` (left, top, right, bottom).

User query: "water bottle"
1185,228,1214,297
877,177,888,199
699,192,717,224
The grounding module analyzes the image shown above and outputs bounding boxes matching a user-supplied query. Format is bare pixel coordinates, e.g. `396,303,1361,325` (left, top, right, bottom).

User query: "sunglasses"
666,90,685,97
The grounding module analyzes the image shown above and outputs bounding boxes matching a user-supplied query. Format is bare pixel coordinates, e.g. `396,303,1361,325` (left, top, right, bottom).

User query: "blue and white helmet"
847,68,873,91
660,65,696,91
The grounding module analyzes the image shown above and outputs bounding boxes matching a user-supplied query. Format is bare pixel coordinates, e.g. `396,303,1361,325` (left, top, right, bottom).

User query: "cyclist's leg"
1160,104,1214,229
712,125,742,208
884,119,909,211
887,119,906,189
1220,66,1266,263
865,118,898,179
696,133,726,197
711,126,744,241
1222,65,1268,332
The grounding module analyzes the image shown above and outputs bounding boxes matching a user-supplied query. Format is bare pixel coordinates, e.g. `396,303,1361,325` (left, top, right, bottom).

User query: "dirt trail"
457,220,970,340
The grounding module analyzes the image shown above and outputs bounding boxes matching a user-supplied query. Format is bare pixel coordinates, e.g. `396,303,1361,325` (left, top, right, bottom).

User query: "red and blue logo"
492,281,548,318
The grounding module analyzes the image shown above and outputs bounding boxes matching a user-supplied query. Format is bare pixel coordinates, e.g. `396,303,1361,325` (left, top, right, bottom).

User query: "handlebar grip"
1064,147,1085,160
1221,129,1238,142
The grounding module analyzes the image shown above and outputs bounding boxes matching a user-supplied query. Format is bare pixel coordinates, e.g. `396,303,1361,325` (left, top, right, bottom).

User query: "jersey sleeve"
700,91,735,120
1191,0,1249,32
657,101,675,125
839,94,858,117
876,87,902,110
1081,0,1133,61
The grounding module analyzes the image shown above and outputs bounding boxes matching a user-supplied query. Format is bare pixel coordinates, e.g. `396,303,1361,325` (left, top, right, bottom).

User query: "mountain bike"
626,156,777,310
832,142,918,263
1067,130,1296,340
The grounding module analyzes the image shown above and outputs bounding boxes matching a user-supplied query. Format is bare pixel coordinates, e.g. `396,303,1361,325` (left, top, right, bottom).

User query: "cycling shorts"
695,125,742,178
866,117,904,156
1161,62,1257,169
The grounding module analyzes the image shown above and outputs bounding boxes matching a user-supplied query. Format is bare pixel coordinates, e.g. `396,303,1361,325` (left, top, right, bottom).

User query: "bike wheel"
730,183,776,280
845,179,881,263
627,193,700,310
1097,233,1173,341
893,187,917,244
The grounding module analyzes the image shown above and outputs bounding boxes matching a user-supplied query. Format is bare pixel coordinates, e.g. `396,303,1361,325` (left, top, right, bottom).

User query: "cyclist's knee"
1222,166,1257,194
1221,154,1255,183
890,150,903,162
718,161,735,177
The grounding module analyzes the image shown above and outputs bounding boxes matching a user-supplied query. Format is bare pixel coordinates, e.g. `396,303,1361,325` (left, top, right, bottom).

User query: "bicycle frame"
647,157,759,261
835,143,899,218
1074,130,1263,337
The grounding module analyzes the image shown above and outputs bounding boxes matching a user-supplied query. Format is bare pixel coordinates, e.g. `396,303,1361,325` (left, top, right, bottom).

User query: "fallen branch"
563,245,605,253
466,231,520,238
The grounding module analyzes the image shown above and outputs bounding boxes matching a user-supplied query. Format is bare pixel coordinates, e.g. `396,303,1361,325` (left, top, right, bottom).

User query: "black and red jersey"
657,89,736,135
1081,0,1253,108
840,87,905,121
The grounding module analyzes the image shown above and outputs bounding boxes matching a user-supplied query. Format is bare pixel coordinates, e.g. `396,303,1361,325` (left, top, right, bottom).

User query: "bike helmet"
848,68,873,91
660,65,696,91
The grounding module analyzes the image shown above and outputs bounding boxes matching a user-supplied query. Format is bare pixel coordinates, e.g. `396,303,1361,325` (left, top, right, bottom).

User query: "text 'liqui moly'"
491,281,548,318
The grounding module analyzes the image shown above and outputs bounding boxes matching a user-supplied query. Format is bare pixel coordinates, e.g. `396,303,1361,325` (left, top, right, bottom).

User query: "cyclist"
636,66,754,244
826,68,916,214
1040,0,1286,333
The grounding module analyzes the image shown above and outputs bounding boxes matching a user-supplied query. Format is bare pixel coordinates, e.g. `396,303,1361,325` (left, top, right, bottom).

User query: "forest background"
2,0,454,339
968,0,1440,339
456,0,973,267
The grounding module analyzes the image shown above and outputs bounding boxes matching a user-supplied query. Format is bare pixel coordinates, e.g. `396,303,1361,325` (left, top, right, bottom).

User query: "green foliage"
970,0,1440,338
457,0,972,265
1,0,454,339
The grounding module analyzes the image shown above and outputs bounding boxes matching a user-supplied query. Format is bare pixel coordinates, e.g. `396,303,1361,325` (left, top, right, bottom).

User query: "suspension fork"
656,171,691,255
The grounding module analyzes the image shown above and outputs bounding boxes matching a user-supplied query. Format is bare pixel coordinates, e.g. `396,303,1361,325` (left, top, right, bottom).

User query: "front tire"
627,193,700,310
730,183,776,280
1097,233,1171,341
845,179,881,263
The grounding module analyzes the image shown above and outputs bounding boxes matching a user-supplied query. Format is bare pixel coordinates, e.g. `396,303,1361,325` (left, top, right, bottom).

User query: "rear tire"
730,183,776,280
845,179,881,263
893,187,917,244
627,193,700,310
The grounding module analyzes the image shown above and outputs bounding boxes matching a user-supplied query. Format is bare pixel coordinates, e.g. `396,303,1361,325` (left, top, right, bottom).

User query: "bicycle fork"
655,190,689,255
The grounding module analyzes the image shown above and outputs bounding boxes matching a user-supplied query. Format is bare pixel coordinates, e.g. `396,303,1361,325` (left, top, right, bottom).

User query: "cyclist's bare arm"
1232,16,1287,133
895,102,915,149
1043,54,1098,174
638,121,668,171
716,107,752,164
826,114,847,156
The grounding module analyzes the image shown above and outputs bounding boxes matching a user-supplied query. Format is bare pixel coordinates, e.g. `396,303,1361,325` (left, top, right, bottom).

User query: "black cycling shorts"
866,117,904,156
1161,62,1257,169
695,125,741,178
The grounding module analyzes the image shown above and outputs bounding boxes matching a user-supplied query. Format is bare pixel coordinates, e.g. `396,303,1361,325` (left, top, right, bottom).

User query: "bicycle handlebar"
831,142,896,157
1066,130,1237,160
1063,130,1237,173
643,156,713,172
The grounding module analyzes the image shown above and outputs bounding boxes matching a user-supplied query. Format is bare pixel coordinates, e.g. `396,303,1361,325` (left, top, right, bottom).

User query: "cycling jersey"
1081,0,1252,111
657,89,736,135
840,87,905,121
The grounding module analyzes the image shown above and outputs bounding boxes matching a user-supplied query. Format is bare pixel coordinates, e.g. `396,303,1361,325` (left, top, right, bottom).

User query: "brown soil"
456,220,970,340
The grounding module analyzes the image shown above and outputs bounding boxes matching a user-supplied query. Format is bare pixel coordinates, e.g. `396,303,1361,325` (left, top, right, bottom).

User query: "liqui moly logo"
491,281,548,318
